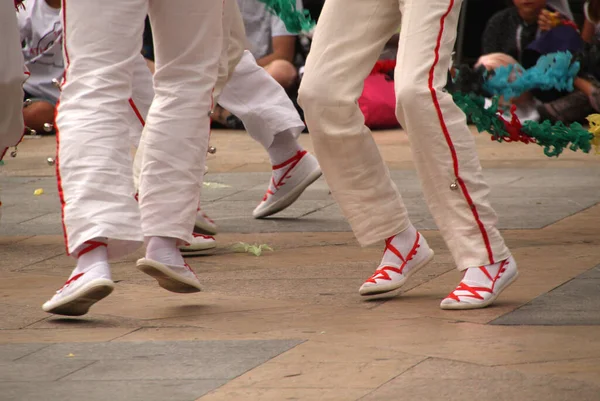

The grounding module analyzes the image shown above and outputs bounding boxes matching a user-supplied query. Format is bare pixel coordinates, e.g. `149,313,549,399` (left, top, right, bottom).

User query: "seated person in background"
572,0,600,112
211,0,304,128
237,0,302,90
141,17,155,74
479,0,594,123
18,0,63,134
581,0,600,43
481,0,573,65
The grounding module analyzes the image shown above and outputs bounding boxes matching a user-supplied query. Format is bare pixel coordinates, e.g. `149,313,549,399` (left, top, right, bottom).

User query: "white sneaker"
194,209,218,235
253,150,321,218
440,256,519,310
179,233,217,256
136,258,202,293
359,232,434,296
42,266,114,316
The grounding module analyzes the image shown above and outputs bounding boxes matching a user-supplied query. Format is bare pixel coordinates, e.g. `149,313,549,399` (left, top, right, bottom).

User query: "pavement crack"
22,315,52,329
355,357,430,400
108,327,142,342
55,360,98,381
12,344,53,362
206,188,250,203
17,212,51,224
15,252,65,271
491,355,600,367
298,202,336,219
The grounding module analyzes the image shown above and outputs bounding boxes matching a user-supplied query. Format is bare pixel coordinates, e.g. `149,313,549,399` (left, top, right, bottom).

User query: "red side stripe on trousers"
128,98,145,126
55,0,71,254
427,0,495,264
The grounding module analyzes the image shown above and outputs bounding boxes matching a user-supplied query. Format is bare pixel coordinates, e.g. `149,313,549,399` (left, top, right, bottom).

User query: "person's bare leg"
265,59,297,89
22,101,55,133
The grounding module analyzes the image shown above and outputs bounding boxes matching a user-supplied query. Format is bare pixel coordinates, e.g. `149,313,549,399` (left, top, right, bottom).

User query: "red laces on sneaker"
77,240,107,258
446,259,509,302
184,263,199,280
262,150,307,201
365,233,422,284
196,208,215,224
57,272,85,293
192,233,215,240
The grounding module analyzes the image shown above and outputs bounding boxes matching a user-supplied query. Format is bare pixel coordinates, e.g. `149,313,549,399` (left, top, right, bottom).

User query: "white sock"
380,224,418,267
146,236,185,267
267,130,302,166
72,238,111,280
462,259,506,286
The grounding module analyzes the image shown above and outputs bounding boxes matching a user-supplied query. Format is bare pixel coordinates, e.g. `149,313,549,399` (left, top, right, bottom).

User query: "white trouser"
56,0,222,258
218,51,304,149
298,0,510,270
127,55,154,147
132,0,303,188
0,0,25,159
214,0,247,100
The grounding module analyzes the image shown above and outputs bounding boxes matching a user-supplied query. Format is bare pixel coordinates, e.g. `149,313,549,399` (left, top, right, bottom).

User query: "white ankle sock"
380,224,418,266
462,259,506,286
146,236,185,267
267,130,302,166
72,238,111,279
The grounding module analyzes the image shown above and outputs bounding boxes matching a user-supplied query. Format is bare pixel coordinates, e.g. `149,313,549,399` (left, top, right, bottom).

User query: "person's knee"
395,80,430,110
297,69,336,110
265,59,298,89
23,101,56,133
475,53,518,71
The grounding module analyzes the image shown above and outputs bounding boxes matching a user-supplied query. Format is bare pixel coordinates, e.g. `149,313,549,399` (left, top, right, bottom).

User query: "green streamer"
452,92,595,157
257,0,315,33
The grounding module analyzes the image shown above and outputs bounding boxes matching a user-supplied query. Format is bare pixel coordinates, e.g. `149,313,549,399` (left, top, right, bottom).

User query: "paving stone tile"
359,358,600,401
0,379,226,401
0,302,51,329
492,265,600,326
0,328,136,344
0,359,94,382
197,387,371,401
0,343,48,361
20,340,301,364
578,265,600,279
3,167,600,236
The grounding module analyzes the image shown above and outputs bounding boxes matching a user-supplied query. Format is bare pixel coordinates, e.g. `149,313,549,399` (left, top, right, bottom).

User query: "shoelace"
56,241,108,294
192,233,215,240
365,233,422,283
184,263,200,280
446,260,509,302
262,150,307,201
196,208,215,225
78,240,107,257
184,233,215,246
56,272,85,294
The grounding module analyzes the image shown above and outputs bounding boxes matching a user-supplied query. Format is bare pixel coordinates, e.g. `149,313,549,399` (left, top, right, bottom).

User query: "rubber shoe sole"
359,250,435,296
193,219,218,236
179,245,217,257
42,279,114,316
136,258,202,293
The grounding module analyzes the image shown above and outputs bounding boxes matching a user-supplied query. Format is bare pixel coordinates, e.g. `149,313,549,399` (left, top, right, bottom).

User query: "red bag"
358,60,400,130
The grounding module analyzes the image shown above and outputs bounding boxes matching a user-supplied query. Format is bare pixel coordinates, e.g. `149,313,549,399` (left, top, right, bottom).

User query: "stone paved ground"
1,129,600,401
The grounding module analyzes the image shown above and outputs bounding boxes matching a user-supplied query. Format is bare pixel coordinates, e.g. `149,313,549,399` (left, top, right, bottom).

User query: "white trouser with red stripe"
298,0,511,270
0,0,26,160
127,55,154,148
131,0,303,189
56,0,222,258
